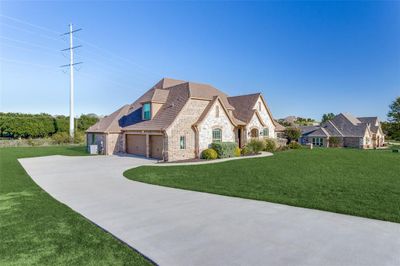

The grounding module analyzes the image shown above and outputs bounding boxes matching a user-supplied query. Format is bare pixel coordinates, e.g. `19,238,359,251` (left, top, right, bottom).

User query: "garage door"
150,135,163,159
126,134,146,156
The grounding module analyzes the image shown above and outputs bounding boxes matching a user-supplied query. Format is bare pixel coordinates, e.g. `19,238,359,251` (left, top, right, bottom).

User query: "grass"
0,146,151,266
125,148,400,223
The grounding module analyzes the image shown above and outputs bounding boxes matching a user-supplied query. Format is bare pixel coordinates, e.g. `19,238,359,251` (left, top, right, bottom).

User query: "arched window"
215,105,219,118
212,128,222,142
250,128,259,138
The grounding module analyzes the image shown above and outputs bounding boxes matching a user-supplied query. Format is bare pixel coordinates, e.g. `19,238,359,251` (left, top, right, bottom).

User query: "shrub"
288,141,302,149
284,127,301,143
73,131,85,144
264,138,277,152
210,142,238,158
51,132,71,144
241,146,251,155
246,139,265,154
329,137,340,147
234,147,241,157
201,148,218,160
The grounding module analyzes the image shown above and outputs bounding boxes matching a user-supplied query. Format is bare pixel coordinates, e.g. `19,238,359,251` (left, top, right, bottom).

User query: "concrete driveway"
19,155,400,266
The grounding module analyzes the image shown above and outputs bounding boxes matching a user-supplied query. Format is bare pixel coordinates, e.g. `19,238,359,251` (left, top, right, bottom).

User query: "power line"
0,21,62,42
0,35,56,51
1,14,162,78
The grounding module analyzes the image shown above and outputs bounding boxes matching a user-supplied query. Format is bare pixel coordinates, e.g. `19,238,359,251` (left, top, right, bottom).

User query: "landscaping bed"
125,148,400,223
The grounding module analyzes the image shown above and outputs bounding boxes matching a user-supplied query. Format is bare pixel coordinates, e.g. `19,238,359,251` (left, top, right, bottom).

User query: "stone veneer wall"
253,97,275,138
245,113,264,143
165,99,209,161
106,133,122,155
198,100,236,153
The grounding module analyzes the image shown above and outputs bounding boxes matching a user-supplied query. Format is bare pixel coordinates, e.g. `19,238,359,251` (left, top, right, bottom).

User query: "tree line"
0,113,99,139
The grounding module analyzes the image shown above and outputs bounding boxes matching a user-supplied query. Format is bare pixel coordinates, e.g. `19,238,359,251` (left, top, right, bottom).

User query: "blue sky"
0,1,399,121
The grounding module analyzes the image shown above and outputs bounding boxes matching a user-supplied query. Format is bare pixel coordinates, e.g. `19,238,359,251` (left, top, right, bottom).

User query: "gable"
194,97,237,128
252,95,275,130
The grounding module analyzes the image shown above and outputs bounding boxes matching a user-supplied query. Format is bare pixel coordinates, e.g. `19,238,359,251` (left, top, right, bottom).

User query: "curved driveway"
19,155,400,266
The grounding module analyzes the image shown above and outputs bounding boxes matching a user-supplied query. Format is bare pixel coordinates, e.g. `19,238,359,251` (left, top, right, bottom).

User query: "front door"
238,128,242,148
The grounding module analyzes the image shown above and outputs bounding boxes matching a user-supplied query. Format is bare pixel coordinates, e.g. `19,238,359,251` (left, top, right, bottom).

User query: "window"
180,136,186,149
212,128,222,142
263,128,269,138
143,103,151,120
312,137,323,146
91,134,95,144
258,102,262,111
215,105,219,118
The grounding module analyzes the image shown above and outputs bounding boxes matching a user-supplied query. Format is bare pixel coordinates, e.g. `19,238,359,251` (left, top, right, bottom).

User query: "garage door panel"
126,135,146,156
150,135,163,159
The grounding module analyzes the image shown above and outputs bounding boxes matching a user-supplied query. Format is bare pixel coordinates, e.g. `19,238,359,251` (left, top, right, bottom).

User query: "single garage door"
126,134,146,156
150,135,163,159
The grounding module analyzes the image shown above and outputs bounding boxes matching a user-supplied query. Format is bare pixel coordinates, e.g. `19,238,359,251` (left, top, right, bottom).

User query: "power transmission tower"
60,23,82,141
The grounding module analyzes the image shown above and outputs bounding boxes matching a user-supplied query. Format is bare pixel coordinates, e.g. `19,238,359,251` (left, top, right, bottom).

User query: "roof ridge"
228,92,261,98
327,120,344,136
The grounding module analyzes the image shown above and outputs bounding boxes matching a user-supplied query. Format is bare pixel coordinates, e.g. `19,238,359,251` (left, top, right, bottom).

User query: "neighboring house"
299,113,385,149
86,78,278,161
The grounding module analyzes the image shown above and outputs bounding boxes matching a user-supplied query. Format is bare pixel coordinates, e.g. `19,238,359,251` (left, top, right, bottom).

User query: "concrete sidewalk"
19,155,400,266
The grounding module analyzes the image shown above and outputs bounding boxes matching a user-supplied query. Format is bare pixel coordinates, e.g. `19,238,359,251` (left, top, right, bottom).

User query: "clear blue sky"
1,1,399,121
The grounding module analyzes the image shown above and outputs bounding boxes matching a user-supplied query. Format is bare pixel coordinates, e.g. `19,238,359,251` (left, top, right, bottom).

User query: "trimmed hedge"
210,142,238,158
201,148,218,160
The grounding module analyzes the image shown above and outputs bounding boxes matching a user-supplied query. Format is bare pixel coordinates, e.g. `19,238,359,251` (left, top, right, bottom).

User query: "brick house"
86,78,278,161
299,113,385,149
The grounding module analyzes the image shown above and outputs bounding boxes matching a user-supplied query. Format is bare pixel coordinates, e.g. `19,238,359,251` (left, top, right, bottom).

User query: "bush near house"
288,141,302,149
264,138,277,152
201,148,218,160
234,147,241,157
244,139,265,154
210,142,238,158
329,137,341,147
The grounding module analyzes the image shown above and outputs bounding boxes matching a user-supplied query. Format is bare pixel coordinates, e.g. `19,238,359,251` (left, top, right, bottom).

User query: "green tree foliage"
383,97,400,141
388,97,400,123
322,113,335,123
284,127,301,143
0,113,99,139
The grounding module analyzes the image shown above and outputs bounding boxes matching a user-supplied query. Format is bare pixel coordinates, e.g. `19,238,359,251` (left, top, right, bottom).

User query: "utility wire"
0,14,162,78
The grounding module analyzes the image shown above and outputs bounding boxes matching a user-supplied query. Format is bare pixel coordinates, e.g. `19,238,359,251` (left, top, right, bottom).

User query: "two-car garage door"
126,134,163,159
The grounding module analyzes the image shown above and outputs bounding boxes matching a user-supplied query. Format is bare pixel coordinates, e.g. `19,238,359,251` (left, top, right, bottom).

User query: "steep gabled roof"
358,117,379,133
227,93,260,123
193,96,237,127
188,82,234,109
86,104,130,133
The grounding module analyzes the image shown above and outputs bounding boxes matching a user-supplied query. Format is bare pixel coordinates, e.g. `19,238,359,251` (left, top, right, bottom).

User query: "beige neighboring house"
86,78,278,161
300,113,385,149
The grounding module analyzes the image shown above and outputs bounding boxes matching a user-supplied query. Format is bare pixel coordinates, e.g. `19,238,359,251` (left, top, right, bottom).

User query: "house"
299,113,385,148
86,78,278,161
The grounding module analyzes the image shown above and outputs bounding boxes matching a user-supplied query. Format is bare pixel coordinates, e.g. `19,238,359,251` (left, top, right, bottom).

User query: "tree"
388,97,400,123
321,113,335,123
284,127,301,143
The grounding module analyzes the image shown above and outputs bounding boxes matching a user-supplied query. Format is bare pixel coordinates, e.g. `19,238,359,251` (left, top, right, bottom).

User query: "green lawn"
0,146,151,266
125,148,400,223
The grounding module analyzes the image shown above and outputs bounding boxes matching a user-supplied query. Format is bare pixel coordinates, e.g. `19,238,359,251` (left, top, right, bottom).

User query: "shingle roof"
273,120,286,132
301,113,373,138
86,104,130,133
358,117,379,133
90,78,275,133
122,82,190,131
227,93,260,123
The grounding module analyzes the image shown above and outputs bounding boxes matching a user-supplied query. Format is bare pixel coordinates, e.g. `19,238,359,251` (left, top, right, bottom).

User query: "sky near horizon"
0,1,399,121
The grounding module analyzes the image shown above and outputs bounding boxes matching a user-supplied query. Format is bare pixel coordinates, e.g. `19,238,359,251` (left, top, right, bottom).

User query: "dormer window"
143,103,151,120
